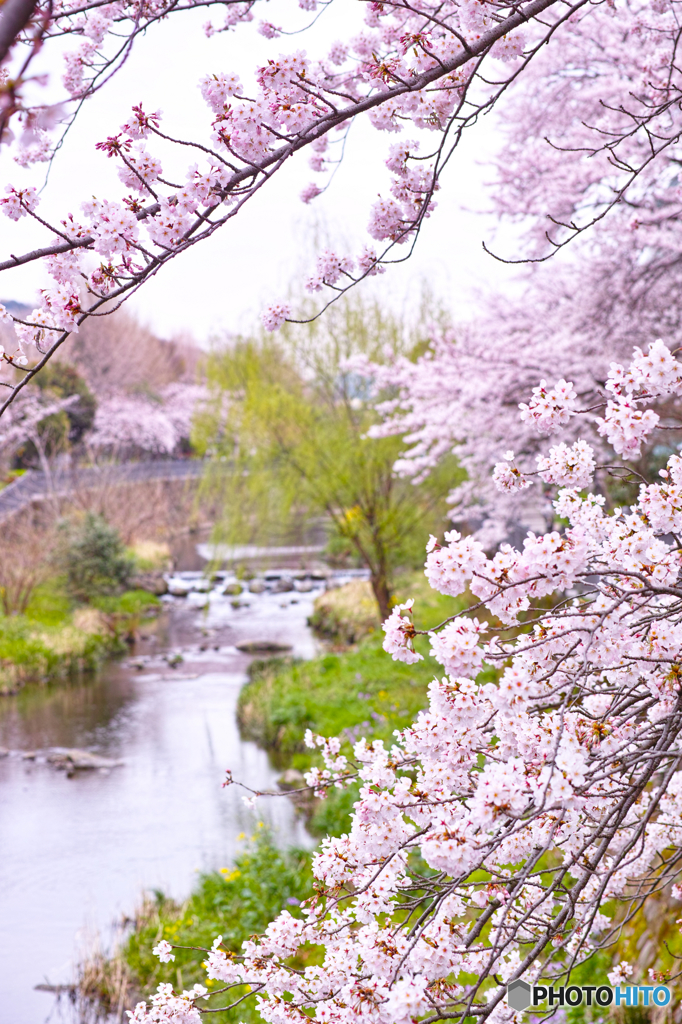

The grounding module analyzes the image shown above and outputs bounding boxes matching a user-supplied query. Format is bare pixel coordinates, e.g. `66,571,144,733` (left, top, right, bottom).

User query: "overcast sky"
0,0,529,344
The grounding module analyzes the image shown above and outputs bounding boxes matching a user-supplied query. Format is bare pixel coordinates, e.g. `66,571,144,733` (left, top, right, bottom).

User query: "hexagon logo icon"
507,980,532,1011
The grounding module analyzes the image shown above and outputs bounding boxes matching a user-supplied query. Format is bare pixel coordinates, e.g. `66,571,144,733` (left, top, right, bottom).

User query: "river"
0,563,356,1023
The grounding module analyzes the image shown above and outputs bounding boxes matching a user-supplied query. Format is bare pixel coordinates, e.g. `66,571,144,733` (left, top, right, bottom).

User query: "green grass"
239,572,462,759
102,831,313,1022
91,589,160,615
237,570,497,835
24,578,73,626
0,579,160,694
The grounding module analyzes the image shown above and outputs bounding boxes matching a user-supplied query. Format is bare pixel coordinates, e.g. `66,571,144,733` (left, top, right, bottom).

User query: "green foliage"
23,578,73,626
0,574,161,693
118,831,313,1021
37,362,97,441
194,296,462,618
13,362,97,468
59,513,135,601
0,612,108,695
92,589,160,615
238,570,489,836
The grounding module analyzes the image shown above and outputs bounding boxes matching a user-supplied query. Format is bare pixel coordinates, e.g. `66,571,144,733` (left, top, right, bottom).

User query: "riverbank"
83,572,485,1018
80,831,313,1022
0,584,160,696
0,564,319,1023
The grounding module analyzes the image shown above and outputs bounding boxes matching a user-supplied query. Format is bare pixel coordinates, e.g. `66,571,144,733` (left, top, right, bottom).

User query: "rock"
165,653,184,668
129,573,168,596
0,747,9,757
192,577,213,593
294,579,314,592
168,579,192,597
278,768,306,791
235,640,293,654
21,751,37,760
47,748,123,770
272,577,294,593
248,580,266,594
223,582,243,596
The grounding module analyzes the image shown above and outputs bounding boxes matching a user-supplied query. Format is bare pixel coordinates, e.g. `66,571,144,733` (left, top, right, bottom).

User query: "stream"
0,560,364,1023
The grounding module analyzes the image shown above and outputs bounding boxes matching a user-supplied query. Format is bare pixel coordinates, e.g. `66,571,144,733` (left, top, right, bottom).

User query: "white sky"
0,0,529,344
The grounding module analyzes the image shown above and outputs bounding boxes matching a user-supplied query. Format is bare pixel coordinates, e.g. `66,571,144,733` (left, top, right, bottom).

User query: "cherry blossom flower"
382,600,423,664
262,303,291,333
152,940,175,963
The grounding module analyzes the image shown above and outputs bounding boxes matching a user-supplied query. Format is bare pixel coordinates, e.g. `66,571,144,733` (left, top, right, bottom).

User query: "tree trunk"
370,569,391,623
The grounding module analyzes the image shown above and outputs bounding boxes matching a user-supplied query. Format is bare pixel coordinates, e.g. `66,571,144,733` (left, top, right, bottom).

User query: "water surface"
0,576,331,1023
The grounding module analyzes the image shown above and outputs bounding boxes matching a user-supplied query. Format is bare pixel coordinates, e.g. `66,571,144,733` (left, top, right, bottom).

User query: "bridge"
0,459,206,519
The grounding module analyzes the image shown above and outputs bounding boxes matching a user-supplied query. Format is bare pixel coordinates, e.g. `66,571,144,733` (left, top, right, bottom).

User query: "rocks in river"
164,653,184,668
248,580,266,594
168,579,192,597
223,582,243,596
47,748,123,771
272,577,294,593
0,747,9,757
192,577,213,593
129,572,168,596
21,751,37,760
294,579,314,593
235,640,293,654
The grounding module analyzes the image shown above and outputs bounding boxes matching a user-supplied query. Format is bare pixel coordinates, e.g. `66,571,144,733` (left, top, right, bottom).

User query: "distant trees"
10,361,96,469
0,307,205,466
194,300,457,619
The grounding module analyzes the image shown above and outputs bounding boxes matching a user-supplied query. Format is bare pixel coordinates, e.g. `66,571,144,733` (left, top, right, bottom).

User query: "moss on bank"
0,581,160,695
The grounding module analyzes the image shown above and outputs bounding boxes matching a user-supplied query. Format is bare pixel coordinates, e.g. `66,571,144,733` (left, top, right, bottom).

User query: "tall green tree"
194,298,459,620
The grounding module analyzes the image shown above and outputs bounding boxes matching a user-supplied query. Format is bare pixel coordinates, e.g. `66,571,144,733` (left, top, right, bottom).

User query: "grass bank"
237,570,491,836
0,581,160,695
79,831,313,1023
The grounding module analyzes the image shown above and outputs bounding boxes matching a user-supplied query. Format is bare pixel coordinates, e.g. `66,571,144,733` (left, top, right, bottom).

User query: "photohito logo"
506,981,672,1012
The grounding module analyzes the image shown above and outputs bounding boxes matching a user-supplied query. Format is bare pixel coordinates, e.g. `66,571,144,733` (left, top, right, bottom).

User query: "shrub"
60,513,135,601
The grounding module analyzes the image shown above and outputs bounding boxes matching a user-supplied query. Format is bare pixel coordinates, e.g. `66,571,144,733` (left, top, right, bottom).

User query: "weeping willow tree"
193,296,459,620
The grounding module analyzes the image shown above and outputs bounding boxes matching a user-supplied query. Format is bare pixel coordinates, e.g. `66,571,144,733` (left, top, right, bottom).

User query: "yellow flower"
220,868,242,882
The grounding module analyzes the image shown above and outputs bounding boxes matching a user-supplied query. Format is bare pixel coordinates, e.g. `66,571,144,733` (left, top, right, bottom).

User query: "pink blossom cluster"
596,399,660,458
0,185,39,221
89,383,207,455
423,522,589,624
492,450,531,492
536,439,596,489
132,339,682,1022
127,982,207,1024
382,599,422,664
305,250,355,292
638,456,682,534
0,0,556,354
519,378,577,433
428,616,484,675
